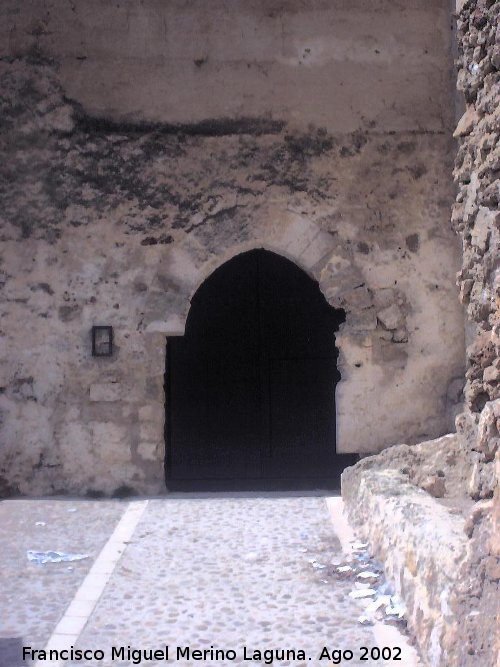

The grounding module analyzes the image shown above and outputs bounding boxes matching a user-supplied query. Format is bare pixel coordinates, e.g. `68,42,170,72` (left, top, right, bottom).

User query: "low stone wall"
342,428,499,667
342,464,470,667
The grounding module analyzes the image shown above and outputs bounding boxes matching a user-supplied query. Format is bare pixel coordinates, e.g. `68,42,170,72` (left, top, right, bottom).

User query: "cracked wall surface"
0,0,465,495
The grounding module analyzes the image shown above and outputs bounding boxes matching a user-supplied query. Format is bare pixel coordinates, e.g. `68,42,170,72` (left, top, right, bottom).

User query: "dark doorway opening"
165,249,356,490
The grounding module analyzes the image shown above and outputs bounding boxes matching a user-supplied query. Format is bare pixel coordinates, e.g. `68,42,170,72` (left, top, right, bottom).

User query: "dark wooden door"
165,249,350,488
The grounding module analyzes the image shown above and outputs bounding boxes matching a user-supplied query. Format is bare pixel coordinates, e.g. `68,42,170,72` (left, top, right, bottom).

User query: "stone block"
298,230,336,268
483,365,500,383
453,107,478,137
138,404,154,421
320,264,363,299
89,383,122,402
476,398,500,462
420,474,446,498
471,206,495,251
463,499,493,538
376,303,404,330
137,441,159,461
491,45,500,71
373,287,403,309
43,104,74,133
91,422,131,465
347,307,377,331
139,421,162,441
455,0,472,15
392,327,409,343
343,286,373,310
58,422,93,475
278,217,319,257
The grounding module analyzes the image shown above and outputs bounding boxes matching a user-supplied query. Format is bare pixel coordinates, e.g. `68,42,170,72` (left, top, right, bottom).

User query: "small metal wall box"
91,325,113,357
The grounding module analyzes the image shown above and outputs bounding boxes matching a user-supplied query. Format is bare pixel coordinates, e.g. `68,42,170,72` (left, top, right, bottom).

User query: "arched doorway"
165,249,355,490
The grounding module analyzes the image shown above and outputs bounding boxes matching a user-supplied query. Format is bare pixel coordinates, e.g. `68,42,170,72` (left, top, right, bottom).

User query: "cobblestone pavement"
0,499,125,648
0,496,416,667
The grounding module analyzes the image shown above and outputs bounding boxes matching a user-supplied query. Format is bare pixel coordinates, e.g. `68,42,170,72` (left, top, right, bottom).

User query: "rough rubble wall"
0,1,465,496
453,0,500,499
452,1,500,665
341,436,472,667
341,431,499,667
454,0,500,413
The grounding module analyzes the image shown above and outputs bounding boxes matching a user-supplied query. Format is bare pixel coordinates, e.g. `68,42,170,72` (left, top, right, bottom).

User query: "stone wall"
341,437,472,667
342,2,499,663
341,427,498,667
0,0,465,496
453,0,499,497
453,0,499,412
342,428,499,667
452,1,500,664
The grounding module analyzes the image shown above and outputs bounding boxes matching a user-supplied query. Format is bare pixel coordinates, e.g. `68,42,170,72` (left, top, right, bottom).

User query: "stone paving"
0,496,417,667
0,499,125,648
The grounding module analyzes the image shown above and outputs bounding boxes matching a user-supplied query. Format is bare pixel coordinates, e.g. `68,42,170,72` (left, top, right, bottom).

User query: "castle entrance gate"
165,249,353,490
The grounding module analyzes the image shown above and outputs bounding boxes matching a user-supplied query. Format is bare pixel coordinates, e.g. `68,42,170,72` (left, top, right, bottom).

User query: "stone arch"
139,207,399,459
143,209,374,338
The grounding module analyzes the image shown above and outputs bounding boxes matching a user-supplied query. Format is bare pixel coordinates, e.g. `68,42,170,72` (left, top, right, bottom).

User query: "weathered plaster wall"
0,0,464,495
1,0,455,132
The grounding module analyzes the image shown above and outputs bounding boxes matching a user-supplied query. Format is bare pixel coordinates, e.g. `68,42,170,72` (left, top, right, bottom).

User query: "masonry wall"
453,0,499,504
451,1,499,664
454,0,500,414
0,0,465,495
343,4,499,664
